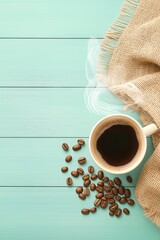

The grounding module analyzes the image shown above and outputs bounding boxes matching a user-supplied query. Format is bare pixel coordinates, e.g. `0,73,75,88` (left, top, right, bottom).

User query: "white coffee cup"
89,114,158,174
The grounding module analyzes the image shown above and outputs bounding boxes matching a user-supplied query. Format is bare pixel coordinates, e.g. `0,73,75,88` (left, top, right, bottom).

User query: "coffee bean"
82,174,90,181
90,183,96,191
102,177,109,182
109,211,114,216
84,179,91,187
115,196,121,201
91,174,97,180
77,168,84,175
94,199,101,207
124,189,131,198
81,209,90,215
62,143,69,151
76,187,83,194
90,207,97,213
109,203,118,212
65,155,72,162
112,187,118,195
84,188,90,196
77,139,85,146
61,166,68,173
108,198,115,204
96,186,103,193
97,182,104,187
72,144,81,151
126,176,132,183
101,196,107,201
88,166,94,174
114,177,122,186
103,186,111,193
118,186,125,195
71,171,79,178
101,200,108,209
97,171,104,180
79,193,86,200
96,193,104,199
106,193,114,199
120,197,127,204
78,157,86,165
115,208,122,217
108,180,114,187
123,208,130,215
127,199,135,206
66,177,73,186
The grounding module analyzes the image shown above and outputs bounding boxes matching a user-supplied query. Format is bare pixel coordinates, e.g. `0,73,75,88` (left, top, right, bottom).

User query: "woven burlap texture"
99,0,160,227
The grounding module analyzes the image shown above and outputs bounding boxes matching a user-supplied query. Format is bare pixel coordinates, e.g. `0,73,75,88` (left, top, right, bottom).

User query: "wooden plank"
0,88,142,137
0,39,88,87
0,0,124,38
0,138,153,186
0,187,159,240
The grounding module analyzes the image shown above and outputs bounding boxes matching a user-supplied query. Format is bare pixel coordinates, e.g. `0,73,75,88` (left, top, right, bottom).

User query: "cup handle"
142,123,158,137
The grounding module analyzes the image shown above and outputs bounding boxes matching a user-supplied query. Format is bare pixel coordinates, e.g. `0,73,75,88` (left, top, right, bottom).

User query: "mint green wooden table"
0,1,159,239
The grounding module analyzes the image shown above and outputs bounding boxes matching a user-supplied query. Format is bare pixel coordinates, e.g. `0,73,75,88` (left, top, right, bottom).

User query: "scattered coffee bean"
77,168,84,175
123,208,130,215
66,177,73,186
90,207,97,213
101,196,107,201
72,144,81,151
106,193,114,199
79,193,86,200
84,188,90,196
127,199,135,206
96,193,104,199
102,176,109,182
118,186,125,195
78,157,86,165
115,208,122,217
103,186,111,193
109,211,114,216
97,182,104,187
126,176,132,183
108,180,114,187
115,196,121,201
61,166,68,173
109,203,118,212
83,179,91,187
108,198,115,204
71,171,79,178
81,208,90,215
88,166,94,174
65,155,72,162
76,187,83,194
91,174,97,180
101,200,108,209
114,177,122,186
62,143,69,151
97,171,104,180
96,186,103,193
120,197,127,204
112,187,118,195
90,183,96,191
77,139,85,146
94,199,101,207
82,174,90,181
124,189,131,198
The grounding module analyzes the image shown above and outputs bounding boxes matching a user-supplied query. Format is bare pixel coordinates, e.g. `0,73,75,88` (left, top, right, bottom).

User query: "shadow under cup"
89,114,147,174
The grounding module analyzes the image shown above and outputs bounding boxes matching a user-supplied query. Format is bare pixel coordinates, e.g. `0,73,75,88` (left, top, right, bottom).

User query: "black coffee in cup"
96,124,139,166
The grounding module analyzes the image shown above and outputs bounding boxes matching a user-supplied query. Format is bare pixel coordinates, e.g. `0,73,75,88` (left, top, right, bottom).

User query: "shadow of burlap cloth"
98,0,160,227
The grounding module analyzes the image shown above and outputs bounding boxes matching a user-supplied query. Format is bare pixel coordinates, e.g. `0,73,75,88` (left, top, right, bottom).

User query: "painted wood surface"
0,0,159,239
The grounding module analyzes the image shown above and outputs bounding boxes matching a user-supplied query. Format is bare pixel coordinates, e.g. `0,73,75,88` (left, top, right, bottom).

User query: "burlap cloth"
98,0,160,227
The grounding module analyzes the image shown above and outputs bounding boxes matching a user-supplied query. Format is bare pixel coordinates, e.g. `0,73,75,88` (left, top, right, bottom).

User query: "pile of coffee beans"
61,139,135,217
